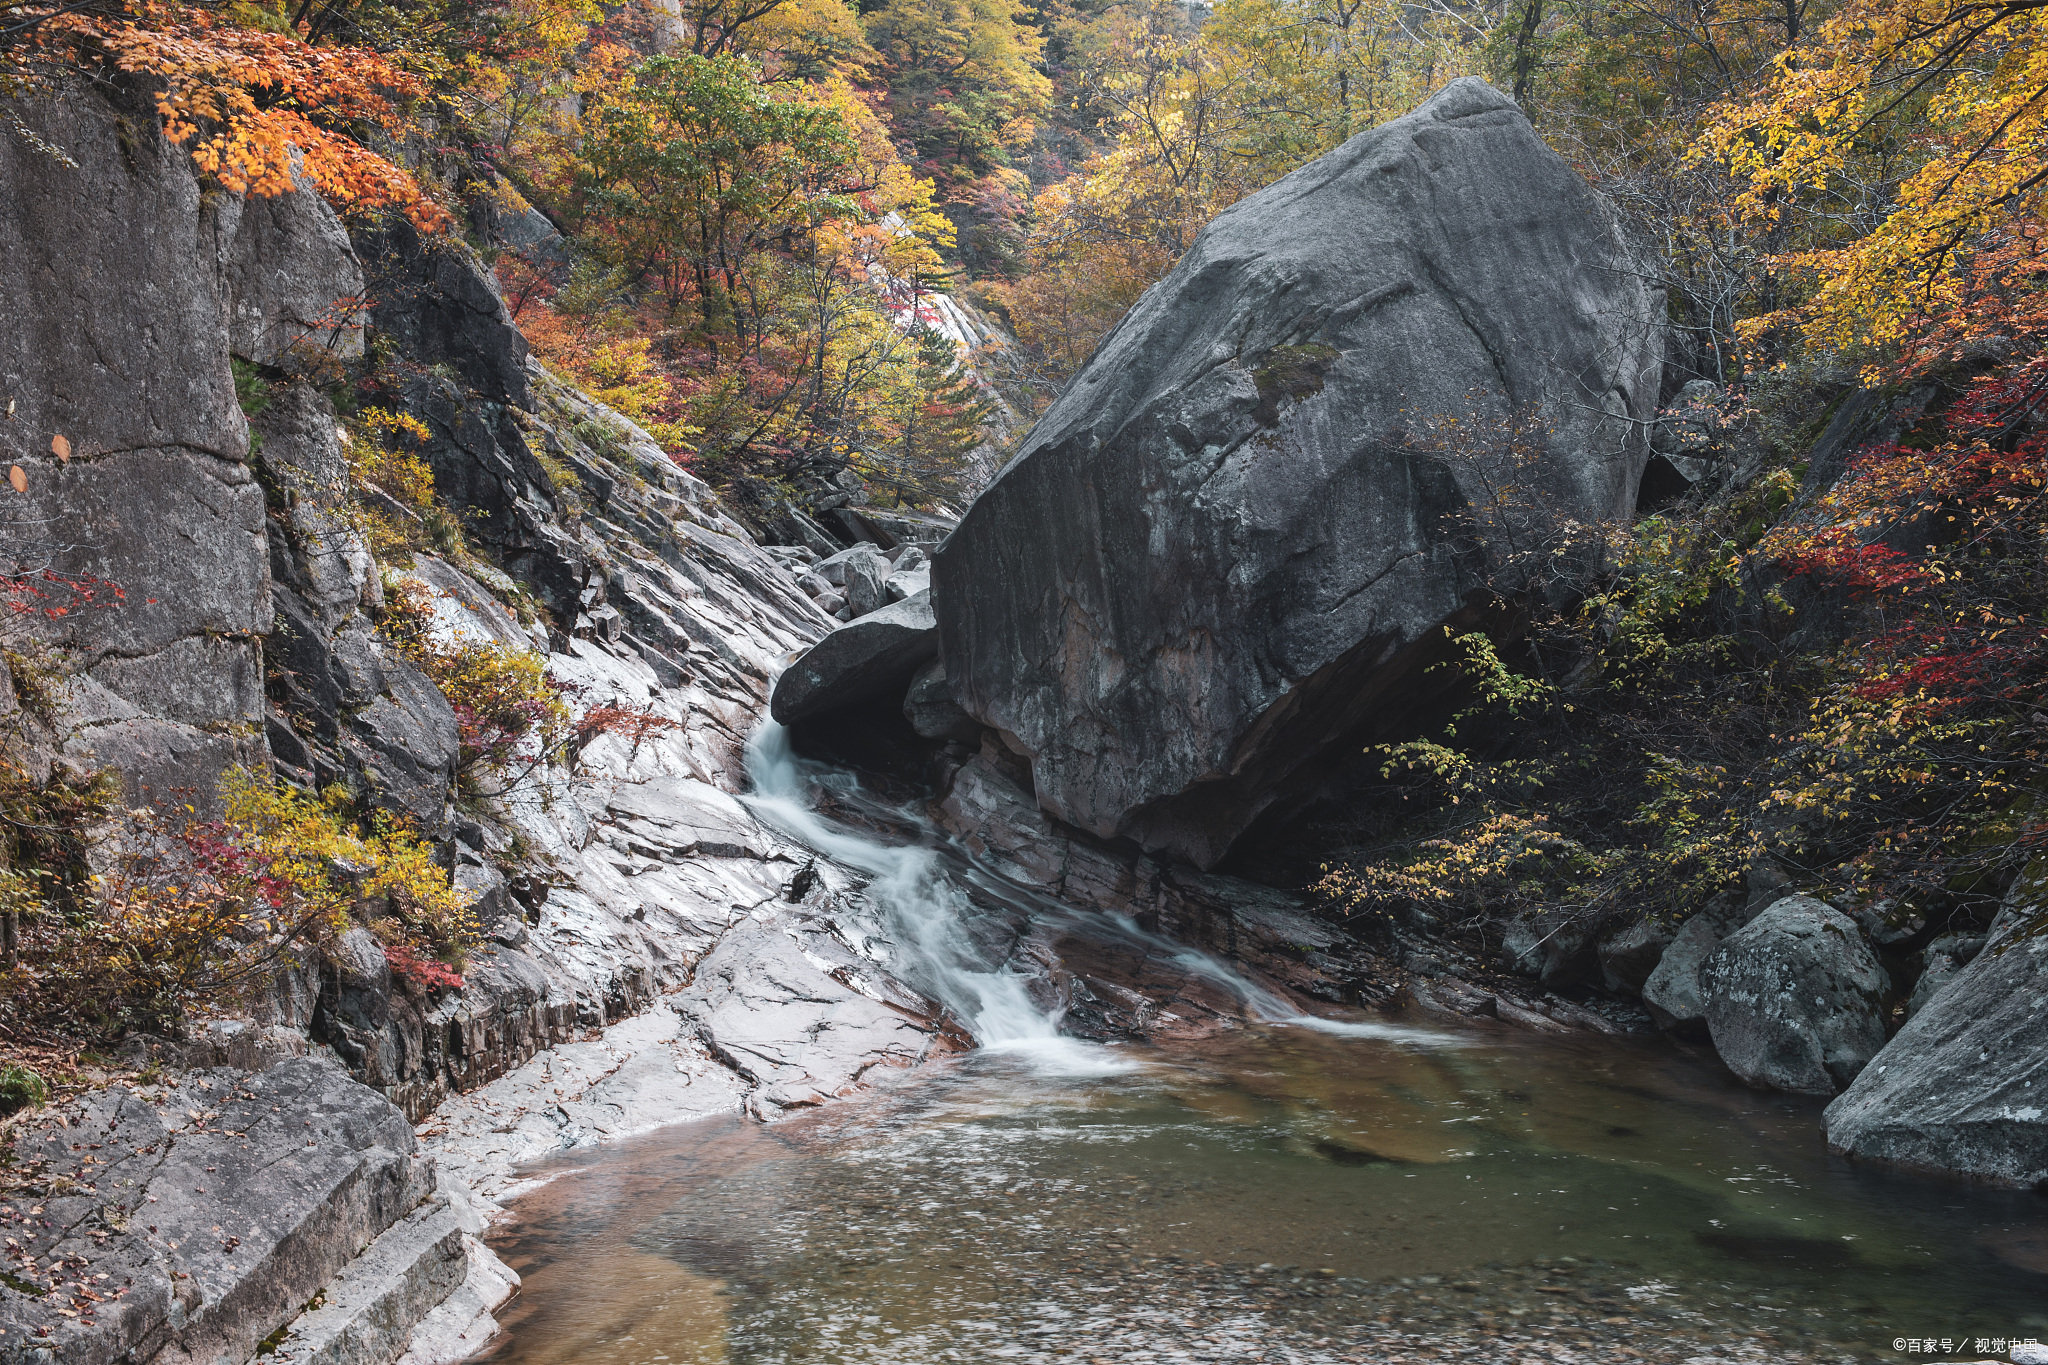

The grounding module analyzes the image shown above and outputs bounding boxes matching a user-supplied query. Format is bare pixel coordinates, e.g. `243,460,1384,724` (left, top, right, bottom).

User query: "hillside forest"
2,0,2048,1043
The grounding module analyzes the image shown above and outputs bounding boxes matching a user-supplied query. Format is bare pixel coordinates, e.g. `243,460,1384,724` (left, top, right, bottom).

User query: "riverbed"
454,727,2048,1365
471,1013,2047,1365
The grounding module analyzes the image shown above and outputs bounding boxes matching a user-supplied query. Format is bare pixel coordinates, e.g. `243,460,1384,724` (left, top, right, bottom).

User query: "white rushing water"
742,720,1461,1062
743,722,1105,1070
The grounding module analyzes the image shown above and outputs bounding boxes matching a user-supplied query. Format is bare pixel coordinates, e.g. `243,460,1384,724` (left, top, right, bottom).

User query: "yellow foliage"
380,579,572,787
2,767,479,1041
1701,0,2048,368
581,338,673,424
220,769,480,957
735,0,880,74
349,408,438,509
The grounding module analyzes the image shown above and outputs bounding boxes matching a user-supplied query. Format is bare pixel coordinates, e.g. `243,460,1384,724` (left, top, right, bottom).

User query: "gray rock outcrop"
257,383,461,835
1641,891,1751,1032
770,590,939,724
0,1058,437,1361
0,78,273,811
1904,932,1983,1018
1700,895,1890,1095
1826,904,2048,1186
843,545,891,617
932,77,1664,868
223,158,367,367
904,657,980,741
1598,917,1676,994
1502,914,1599,987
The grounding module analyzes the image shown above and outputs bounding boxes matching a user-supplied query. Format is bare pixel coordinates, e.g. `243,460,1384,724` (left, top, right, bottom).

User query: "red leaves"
1771,346,2048,720
1777,533,1933,594
3,568,128,620
59,3,452,232
172,820,296,911
573,701,683,759
382,942,464,992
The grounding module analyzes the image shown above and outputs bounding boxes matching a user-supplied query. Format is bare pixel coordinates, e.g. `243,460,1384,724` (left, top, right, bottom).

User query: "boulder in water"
932,77,1664,868
1700,895,1889,1095
770,590,938,724
1826,892,2048,1185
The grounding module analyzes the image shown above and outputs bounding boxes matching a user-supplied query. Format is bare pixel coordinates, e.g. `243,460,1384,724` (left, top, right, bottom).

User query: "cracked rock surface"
0,1059,432,1365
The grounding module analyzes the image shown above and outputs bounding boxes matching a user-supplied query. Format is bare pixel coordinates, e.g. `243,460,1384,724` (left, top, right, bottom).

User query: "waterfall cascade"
741,722,1452,1059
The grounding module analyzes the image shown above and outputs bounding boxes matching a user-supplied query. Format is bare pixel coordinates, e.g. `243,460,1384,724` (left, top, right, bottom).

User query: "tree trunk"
1512,0,1544,104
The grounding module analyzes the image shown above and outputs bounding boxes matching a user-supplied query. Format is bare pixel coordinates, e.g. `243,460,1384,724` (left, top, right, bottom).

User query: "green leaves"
578,53,861,332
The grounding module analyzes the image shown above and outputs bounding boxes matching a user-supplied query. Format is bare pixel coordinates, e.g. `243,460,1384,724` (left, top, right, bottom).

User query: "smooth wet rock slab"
677,910,965,1120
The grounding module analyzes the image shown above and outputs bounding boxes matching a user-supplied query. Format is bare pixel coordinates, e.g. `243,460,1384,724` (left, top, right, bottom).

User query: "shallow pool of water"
473,1016,2047,1365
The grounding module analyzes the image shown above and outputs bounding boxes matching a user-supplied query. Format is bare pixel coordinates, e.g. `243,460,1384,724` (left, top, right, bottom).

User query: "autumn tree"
1704,0,2048,367
0,2,452,228
864,0,1049,175
862,325,995,505
578,52,862,347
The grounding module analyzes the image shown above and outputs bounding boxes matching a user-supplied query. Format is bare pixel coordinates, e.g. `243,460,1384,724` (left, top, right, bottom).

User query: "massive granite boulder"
1826,897,2048,1186
770,590,938,724
1700,895,1890,1096
933,78,1664,868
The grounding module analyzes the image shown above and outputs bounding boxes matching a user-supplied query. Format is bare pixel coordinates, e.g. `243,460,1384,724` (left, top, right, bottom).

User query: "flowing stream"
471,731,2048,1365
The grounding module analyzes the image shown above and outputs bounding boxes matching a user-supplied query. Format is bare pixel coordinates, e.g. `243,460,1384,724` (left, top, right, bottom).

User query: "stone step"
268,1196,469,1365
391,1233,522,1365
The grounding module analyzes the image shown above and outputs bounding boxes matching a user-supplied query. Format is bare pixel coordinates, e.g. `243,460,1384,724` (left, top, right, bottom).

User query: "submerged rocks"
769,590,939,724
933,77,1664,869
1700,895,1889,1095
1826,904,2048,1186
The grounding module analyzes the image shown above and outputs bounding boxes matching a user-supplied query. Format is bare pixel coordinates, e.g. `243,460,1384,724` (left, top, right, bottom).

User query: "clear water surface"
471,730,2048,1365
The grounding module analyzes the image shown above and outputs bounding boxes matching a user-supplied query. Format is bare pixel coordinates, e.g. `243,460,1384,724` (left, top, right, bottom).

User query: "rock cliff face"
0,74,973,1365
933,77,1664,869
0,78,276,811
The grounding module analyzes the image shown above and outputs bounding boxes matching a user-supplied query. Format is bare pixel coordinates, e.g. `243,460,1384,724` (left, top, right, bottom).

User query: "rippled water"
474,1020,2047,1365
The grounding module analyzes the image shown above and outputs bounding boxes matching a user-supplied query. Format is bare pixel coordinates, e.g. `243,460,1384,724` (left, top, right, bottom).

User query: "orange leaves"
1701,0,2048,370
79,4,451,230
269,110,449,230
